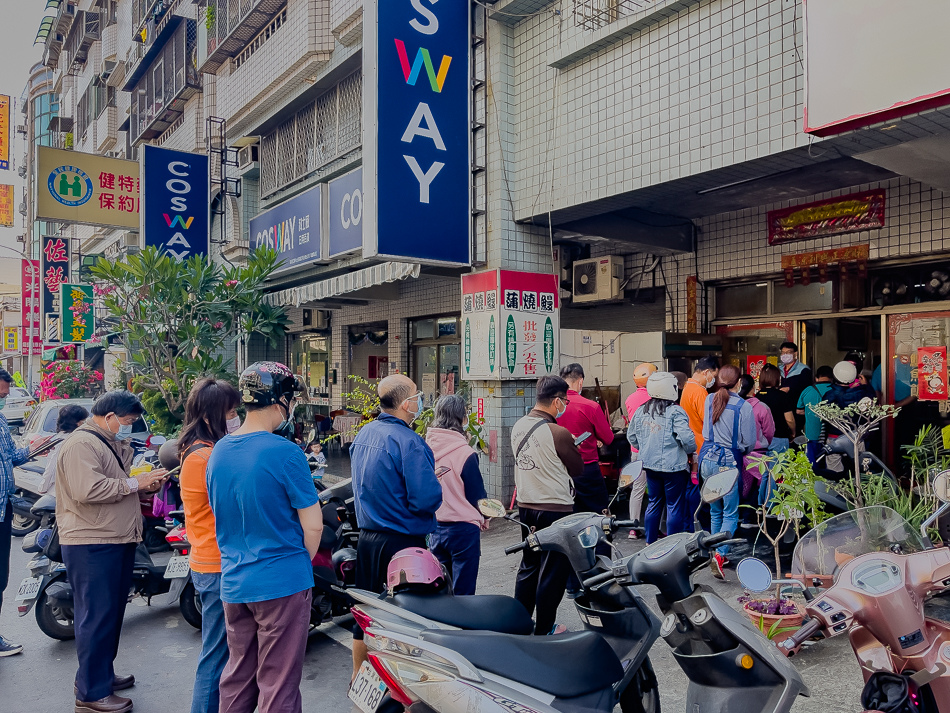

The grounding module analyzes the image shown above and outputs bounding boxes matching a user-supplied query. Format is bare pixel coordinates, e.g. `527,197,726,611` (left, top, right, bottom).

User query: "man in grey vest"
510,376,583,635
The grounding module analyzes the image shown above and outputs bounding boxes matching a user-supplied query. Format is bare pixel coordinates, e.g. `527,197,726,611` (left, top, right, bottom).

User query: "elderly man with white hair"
348,373,442,679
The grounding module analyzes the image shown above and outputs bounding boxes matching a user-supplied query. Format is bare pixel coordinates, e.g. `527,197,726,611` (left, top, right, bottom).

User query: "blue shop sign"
328,167,363,258
250,184,322,274
140,145,209,260
363,0,470,266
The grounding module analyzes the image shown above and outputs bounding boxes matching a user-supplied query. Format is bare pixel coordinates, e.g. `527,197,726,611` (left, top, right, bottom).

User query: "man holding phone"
56,390,166,713
0,368,55,657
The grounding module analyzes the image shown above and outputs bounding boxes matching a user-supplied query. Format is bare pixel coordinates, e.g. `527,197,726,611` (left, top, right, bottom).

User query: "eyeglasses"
405,391,423,403
559,397,571,406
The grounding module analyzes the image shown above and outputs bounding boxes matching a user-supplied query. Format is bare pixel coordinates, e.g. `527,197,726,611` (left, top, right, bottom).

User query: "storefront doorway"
410,316,461,406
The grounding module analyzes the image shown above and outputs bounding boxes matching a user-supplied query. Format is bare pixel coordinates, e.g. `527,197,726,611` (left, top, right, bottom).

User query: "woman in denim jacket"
627,372,696,543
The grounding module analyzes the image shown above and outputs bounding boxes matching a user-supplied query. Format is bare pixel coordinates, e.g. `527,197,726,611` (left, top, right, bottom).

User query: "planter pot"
834,547,859,568
743,601,805,649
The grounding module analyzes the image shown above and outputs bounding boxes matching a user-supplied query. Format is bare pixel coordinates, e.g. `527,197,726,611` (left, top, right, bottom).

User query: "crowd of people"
0,344,911,713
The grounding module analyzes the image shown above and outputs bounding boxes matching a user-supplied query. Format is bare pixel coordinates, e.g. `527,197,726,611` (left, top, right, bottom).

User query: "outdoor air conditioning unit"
15,125,26,135
236,143,259,176
572,255,624,304
17,166,26,178
99,59,117,83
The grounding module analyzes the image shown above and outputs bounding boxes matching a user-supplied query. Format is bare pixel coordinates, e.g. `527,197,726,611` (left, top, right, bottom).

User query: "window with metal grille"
572,0,655,30
259,72,362,197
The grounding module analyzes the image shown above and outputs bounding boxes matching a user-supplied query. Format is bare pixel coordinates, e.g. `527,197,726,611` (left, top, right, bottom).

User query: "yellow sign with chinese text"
3,328,17,353
0,95,10,170
37,147,140,230
0,185,13,227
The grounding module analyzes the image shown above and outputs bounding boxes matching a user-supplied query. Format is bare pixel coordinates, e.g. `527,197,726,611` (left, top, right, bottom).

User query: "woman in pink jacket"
425,395,487,595
738,375,775,502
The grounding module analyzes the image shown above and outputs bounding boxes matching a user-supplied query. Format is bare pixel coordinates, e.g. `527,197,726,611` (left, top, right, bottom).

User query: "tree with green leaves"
91,247,289,418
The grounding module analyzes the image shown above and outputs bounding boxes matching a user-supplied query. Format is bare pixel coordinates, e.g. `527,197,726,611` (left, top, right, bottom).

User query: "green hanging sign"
488,315,496,373
543,317,555,372
463,318,471,374
60,283,94,344
505,315,517,374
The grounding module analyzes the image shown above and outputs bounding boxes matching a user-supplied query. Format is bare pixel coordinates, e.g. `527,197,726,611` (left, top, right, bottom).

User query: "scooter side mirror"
700,468,739,504
149,435,167,446
934,470,950,504
618,461,644,490
478,499,507,518
736,557,773,592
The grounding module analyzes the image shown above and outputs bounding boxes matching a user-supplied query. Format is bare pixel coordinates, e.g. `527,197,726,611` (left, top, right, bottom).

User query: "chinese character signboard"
36,147,140,230
3,328,17,353
0,184,13,227
250,184,322,275
60,284,94,343
327,168,363,258
918,346,948,401
768,191,885,245
362,0,470,265
21,259,41,355
462,269,559,380
41,236,70,343
0,95,9,170
140,145,209,260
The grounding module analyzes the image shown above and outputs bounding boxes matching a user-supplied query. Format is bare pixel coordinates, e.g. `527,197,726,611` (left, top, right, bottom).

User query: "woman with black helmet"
206,362,324,713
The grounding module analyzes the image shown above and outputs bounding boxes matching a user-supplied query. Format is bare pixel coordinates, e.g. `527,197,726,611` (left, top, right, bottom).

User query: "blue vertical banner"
140,145,210,260
363,0,470,266
328,167,363,257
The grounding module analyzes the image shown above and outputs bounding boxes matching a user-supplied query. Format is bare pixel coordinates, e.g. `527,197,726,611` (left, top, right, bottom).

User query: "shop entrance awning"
265,262,421,308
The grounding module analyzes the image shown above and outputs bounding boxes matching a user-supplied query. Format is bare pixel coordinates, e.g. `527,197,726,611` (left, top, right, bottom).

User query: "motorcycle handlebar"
697,531,731,549
613,519,639,529
582,570,617,588
504,541,527,555
779,618,823,652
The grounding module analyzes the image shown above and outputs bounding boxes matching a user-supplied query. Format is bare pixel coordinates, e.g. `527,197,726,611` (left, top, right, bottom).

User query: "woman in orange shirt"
178,378,241,713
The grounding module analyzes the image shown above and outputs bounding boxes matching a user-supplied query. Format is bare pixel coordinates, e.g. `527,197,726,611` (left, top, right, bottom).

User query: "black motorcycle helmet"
238,361,302,408
239,362,303,440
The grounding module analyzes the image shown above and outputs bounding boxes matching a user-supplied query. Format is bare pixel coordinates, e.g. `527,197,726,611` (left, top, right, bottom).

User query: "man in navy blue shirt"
207,362,323,713
349,373,442,679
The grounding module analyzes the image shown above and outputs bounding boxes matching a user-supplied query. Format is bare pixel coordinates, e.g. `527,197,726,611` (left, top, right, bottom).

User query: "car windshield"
791,506,928,581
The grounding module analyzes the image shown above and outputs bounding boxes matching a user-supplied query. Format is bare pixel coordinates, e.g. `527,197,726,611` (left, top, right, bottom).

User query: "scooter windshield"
791,506,928,581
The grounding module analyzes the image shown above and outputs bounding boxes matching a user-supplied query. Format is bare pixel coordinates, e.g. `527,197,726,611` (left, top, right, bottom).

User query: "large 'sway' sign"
363,0,470,266
141,145,209,261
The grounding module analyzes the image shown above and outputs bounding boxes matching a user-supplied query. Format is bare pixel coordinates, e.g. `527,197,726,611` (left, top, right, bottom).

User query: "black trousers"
0,501,11,616
514,507,573,635
353,529,427,640
62,542,136,702
572,462,610,515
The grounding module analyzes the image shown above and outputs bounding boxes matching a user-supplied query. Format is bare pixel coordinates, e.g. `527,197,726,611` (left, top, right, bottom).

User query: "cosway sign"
363,0,470,266
249,183,322,275
141,145,209,261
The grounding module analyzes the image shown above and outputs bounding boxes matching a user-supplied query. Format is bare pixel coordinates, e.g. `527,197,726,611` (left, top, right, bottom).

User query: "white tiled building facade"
31,0,950,497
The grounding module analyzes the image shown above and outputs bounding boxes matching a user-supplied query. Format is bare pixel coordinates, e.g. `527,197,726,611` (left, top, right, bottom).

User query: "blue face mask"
0,397,7,411
115,423,134,441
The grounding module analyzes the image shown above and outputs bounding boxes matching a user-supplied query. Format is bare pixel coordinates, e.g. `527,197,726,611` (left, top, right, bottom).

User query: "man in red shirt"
557,363,615,515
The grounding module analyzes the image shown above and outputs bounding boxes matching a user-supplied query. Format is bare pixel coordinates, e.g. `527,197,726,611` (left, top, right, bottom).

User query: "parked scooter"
15,495,201,640
311,479,359,625
779,484,950,711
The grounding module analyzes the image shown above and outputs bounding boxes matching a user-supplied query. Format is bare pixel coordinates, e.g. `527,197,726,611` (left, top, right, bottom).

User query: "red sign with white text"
21,259,42,355
917,346,948,401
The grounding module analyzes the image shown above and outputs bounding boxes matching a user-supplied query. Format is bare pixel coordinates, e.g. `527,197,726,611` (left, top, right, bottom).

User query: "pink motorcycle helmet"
387,548,448,595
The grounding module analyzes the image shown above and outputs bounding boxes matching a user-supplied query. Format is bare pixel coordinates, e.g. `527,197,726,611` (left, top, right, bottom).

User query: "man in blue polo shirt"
349,373,442,679
207,362,324,713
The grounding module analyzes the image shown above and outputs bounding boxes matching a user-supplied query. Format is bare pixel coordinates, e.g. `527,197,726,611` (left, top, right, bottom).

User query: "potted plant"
741,449,831,646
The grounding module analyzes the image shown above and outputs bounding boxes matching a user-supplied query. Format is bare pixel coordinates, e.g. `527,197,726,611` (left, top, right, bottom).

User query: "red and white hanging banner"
918,346,948,401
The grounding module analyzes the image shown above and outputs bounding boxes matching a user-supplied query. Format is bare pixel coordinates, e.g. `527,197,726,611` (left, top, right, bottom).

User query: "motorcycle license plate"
348,661,387,713
163,554,191,579
15,576,41,602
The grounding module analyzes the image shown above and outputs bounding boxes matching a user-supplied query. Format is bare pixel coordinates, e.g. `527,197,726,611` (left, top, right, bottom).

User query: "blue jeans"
806,440,823,464
759,437,790,506
190,571,228,713
429,522,481,596
701,455,740,556
644,469,690,544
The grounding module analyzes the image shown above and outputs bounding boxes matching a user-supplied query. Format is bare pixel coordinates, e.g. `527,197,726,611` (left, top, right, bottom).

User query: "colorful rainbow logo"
394,39,452,93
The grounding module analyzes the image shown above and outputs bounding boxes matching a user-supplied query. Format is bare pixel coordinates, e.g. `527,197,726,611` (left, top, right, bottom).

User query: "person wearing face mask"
349,373,442,676
778,342,812,432
511,376,584,634
177,378,240,713
205,362,323,713
56,390,167,713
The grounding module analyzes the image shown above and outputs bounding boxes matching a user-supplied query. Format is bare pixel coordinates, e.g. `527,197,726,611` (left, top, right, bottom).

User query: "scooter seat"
391,593,534,635
419,629,623,698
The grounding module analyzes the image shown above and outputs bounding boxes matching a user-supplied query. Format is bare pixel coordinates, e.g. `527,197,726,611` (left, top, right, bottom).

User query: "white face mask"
780,353,795,365
404,394,422,416
226,416,241,433
705,375,716,389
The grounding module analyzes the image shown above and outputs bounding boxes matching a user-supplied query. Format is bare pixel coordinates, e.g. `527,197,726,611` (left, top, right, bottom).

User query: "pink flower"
225,280,238,288
213,322,223,329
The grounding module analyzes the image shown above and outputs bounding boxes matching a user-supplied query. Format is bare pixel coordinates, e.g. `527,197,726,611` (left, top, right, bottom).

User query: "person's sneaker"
549,624,568,635
565,589,581,600
711,552,729,580
627,529,639,540
0,635,23,657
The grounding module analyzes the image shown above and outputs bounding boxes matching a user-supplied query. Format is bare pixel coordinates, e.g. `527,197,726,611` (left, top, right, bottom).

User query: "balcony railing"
197,0,287,73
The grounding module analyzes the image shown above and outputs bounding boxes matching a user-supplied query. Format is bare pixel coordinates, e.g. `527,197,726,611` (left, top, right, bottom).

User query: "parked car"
10,398,151,536
5,387,37,425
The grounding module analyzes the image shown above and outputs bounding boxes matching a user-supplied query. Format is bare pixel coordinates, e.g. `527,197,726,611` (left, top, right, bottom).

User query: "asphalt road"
1,515,874,713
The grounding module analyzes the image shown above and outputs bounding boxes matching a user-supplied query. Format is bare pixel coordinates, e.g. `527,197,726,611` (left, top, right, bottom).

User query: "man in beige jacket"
56,391,167,713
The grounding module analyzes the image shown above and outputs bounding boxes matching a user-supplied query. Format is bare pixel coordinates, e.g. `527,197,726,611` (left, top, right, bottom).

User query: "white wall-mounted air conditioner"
571,256,624,304
236,143,259,176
